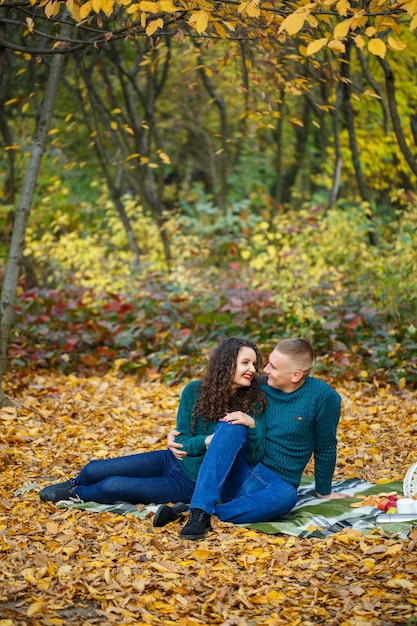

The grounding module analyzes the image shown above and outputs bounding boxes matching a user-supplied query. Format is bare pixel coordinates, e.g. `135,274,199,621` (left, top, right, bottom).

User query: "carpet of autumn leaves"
1,372,417,626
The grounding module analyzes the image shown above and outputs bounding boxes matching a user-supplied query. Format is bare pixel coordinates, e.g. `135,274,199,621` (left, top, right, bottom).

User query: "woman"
39,337,267,511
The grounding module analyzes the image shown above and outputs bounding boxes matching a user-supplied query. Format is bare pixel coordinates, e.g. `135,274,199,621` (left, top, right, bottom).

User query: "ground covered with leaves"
1,373,417,626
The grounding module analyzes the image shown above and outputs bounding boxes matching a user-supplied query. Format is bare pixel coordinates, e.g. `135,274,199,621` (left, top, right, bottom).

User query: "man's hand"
316,491,350,499
167,429,187,460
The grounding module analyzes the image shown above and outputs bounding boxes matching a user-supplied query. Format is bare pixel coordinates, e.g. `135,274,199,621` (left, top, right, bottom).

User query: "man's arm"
167,429,187,460
313,389,346,496
168,428,213,459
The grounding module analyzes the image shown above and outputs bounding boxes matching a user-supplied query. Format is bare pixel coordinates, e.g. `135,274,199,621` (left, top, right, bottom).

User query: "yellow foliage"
146,17,164,35
80,0,92,19
401,0,417,16
306,38,328,56
188,10,209,34
213,21,227,39
101,0,114,16
279,11,306,36
44,0,61,18
138,0,159,10
333,17,352,39
2,370,416,621
368,37,386,58
387,36,407,51
336,0,350,17
328,39,346,52
238,0,260,18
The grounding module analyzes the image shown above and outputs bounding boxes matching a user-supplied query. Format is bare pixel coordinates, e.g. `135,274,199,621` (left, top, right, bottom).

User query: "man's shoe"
153,502,189,527
180,508,212,540
39,478,75,502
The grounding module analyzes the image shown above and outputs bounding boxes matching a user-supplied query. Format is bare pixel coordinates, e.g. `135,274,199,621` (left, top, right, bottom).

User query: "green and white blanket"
55,477,416,538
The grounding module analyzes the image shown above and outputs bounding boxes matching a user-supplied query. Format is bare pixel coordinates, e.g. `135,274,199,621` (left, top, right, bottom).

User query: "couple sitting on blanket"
39,337,348,540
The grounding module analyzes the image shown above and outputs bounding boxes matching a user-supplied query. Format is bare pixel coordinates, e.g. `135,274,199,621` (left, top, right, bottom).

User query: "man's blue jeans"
73,450,195,505
190,421,298,523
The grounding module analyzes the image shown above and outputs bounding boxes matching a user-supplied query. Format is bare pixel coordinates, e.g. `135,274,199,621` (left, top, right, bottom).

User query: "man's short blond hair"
275,338,315,373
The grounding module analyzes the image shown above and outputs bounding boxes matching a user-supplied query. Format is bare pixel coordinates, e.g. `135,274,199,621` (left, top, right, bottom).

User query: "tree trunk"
280,95,311,206
356,48,390,135
272,88,285,215
76,55,143,263
0,21,71,406
196,50,228,210
341,44,378,246
0,7,16,204
326,83,343,213
377,56,417,178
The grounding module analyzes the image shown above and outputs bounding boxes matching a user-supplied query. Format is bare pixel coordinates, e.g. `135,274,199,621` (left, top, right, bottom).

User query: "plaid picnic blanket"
54,477,416,538
246,477,407,537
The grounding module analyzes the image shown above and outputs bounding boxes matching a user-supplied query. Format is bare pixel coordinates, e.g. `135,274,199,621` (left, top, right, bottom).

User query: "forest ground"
1,372,416,626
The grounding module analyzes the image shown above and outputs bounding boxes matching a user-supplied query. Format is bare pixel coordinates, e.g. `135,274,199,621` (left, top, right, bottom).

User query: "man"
159,338,347,540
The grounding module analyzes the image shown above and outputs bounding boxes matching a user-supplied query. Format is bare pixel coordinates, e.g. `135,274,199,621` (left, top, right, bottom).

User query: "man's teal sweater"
175,380,265,482
261,376,341,495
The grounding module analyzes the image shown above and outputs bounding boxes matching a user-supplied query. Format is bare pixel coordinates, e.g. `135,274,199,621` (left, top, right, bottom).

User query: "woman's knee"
215,421,247,443
77,459,102,484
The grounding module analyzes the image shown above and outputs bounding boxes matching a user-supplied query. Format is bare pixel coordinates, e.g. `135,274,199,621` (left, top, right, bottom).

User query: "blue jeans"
190,421,298,523
73,450,195,505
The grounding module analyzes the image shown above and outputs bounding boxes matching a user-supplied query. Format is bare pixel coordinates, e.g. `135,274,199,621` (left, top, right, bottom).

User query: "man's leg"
214,463,298,523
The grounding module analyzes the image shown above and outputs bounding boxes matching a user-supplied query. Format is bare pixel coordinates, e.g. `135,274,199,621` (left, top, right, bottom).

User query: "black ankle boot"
180,508,212,540
153,502,189,527
39,478,76,502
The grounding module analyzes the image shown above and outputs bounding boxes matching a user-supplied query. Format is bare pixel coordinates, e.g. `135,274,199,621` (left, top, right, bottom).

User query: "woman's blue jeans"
73,450,195,505
190,421,298,523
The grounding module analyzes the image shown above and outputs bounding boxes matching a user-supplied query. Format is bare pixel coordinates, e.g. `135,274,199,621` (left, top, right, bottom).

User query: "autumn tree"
1,0,417,406
0,20,72,405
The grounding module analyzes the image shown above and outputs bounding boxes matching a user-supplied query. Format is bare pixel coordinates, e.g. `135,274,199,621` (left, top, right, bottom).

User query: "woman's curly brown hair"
191,337,267,434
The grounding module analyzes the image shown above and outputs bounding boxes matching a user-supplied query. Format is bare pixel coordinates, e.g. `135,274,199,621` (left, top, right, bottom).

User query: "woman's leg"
76,450,175,484
73,450,195,504
188,422,251,515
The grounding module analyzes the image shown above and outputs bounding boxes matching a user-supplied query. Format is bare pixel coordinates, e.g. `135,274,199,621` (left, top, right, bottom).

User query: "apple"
378,497,389,511
386,507,398,514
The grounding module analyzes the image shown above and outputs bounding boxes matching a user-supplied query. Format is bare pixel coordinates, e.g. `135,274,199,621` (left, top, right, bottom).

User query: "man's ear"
291,370,304,383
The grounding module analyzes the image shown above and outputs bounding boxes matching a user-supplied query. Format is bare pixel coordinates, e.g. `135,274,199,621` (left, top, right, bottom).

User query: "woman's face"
230,347,258,391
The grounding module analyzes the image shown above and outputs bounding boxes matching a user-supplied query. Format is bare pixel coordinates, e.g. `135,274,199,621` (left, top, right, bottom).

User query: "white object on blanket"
397,498,416,514
403,461,417,498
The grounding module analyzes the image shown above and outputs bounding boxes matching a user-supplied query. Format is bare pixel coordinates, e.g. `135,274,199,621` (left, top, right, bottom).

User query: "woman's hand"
220,411,256,428
167,429,187,460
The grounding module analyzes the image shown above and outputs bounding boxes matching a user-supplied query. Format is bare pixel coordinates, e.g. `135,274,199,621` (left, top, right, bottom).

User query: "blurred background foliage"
1,17,416,389
8,188,417,389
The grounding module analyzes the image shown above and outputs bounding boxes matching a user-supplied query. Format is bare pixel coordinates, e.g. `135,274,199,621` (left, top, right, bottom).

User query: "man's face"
263,349,298,392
